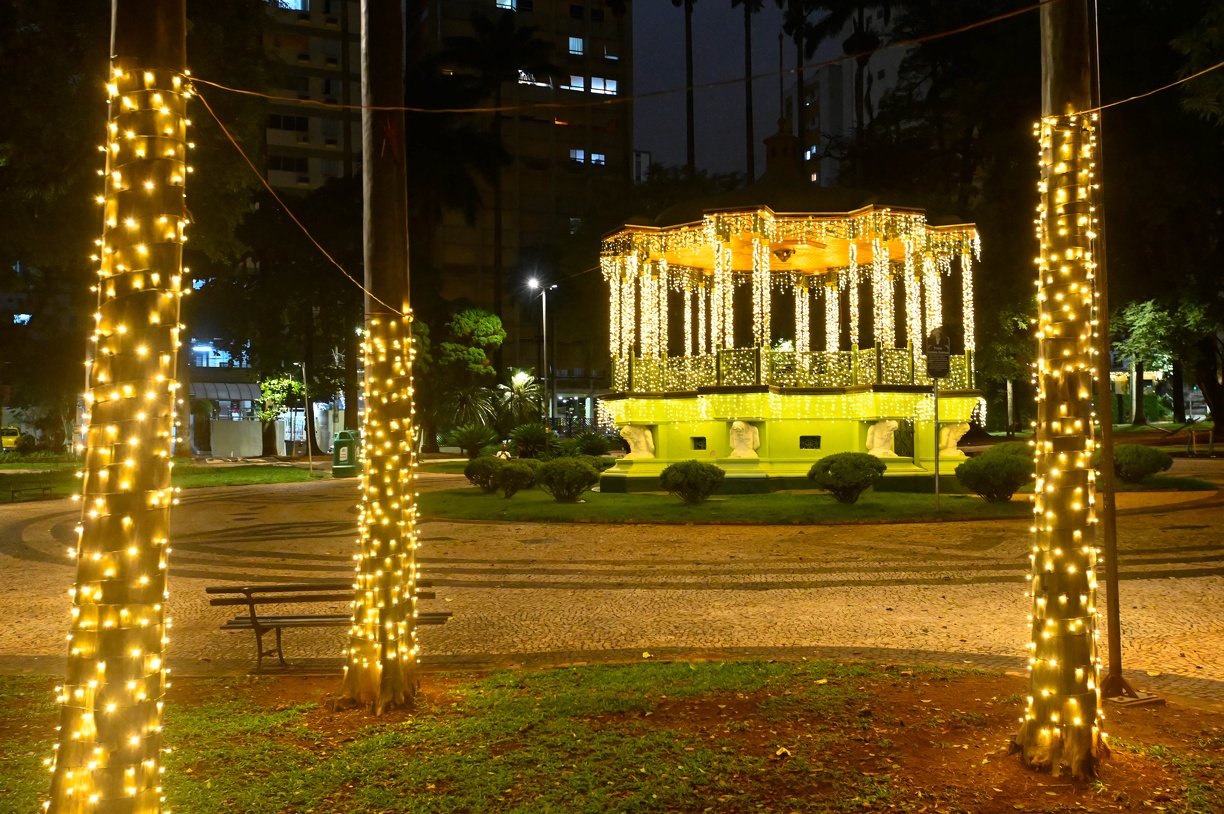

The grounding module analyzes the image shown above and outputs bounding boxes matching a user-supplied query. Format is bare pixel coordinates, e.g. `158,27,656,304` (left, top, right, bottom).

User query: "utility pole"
47,1,189,810
1014,0,1107,778
341,0,419,713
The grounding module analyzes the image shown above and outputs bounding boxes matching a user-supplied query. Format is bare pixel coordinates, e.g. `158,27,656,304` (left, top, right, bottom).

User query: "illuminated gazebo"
598,196,983,492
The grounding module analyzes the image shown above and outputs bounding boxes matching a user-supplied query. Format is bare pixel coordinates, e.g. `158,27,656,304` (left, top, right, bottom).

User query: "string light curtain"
961,249,977,353
871,238,895,347
657,261,669,357
604,257,620,361
698,281,709,355
639,260,659,357
683,282,694,357
46,5,190,810
846,244,860,347
923,254,942,335
1014,112,1104,777
904,239,923,355
825,281,840,352
620,269,636,358
794,279,810,353
751,237,771,347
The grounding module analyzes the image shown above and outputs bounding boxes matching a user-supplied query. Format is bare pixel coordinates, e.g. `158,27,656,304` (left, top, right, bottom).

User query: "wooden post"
47,2,188,810
1014,0,1107,777
341,0,418,713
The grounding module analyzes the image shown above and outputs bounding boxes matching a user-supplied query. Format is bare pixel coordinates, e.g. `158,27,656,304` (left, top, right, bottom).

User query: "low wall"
209,420,279,458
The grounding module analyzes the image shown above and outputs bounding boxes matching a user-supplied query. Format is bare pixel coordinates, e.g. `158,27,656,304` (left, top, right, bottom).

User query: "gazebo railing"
615,346,974,392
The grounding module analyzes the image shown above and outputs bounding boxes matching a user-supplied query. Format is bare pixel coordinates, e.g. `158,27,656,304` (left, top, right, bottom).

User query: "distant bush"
510,423,557,459
571,431,612,457
808,453,886,505
986,441,1033,460
464,457,505,493
446,424,499,459
497,461,536,498
659,460,725,504
576,455,614,473
535,457,600,503
955,452,1032,502
1109,444,1173,484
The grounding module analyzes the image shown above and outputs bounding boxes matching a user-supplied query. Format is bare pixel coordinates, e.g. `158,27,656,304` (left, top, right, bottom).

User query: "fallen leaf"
776,746,792,756
816,678,828,685
642,652,653,659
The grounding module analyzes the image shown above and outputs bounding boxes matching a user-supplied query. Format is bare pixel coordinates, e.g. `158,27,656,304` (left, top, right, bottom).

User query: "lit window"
562,75,585,92
604,45,619,60
497,0,516,8
569,37,584,55
590,77,617,95
278,0,309,10
569,148,585,163
13,313,31,325
590,152,606,165
518,70,550,87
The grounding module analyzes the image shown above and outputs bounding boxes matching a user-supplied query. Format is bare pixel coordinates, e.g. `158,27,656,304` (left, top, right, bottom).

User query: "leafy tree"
1174,0,1224,126
497,369,543,429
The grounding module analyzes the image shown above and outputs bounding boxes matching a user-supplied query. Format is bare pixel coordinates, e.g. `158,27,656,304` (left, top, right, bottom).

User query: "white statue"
620,425,656,459
728,421,760,459
866,420,899,458
939,422,970,457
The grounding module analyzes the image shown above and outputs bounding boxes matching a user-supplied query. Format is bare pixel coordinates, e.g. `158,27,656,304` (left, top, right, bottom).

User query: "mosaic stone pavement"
2,461,1222,703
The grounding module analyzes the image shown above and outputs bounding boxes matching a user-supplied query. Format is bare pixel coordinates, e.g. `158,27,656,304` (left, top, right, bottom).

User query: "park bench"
9,483,54,501
206,580,450,669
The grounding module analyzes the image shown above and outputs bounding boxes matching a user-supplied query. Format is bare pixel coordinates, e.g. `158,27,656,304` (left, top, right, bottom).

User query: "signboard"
924,327,951,380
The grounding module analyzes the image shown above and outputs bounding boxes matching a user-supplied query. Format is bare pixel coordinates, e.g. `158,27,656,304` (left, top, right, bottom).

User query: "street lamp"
293,361,312,474
527,278,558,423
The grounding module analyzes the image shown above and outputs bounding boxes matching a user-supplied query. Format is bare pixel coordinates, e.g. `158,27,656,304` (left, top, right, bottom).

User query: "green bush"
572,431,612,456
497,461,536,498
807,453,886,505
659,460,725,504
1110,444,1173,484
463,456,505,493
510,423,557,459
446,424,499,459
984,441,1032,459
955,453,1033,502
535,457,600,503
577,454,615,473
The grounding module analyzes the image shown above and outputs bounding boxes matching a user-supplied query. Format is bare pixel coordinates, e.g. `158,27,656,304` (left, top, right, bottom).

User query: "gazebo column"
751,237,771,348
698,280,709,355
657,260,669,357
640,258,658,357
683,280,694,357
923,253,942,334
904,243,923,361
712,240,734,349
847,271,860,349
961,249,976,356
871,238,895,348
606,257,621,360
621,257,637,359
794,279,810,353
825,280,840,353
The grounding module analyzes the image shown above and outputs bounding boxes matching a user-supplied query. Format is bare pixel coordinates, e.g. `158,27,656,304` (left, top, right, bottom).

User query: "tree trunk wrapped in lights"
46,2,188,811
341,0,419,713
1014,0,1107,778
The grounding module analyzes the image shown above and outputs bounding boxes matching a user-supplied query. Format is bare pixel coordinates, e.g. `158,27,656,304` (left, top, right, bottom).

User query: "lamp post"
294,361,312,474
527,279,558,423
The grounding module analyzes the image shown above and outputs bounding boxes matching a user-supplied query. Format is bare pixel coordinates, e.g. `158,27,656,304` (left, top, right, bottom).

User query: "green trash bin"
332,429,361,478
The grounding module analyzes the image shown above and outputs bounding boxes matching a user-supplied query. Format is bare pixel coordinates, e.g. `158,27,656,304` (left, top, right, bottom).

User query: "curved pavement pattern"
2,461,1223,702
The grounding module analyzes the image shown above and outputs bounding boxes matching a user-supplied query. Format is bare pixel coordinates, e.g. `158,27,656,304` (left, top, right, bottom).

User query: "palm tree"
807,1,892,183
497,368,543,428
444,12,562,330
671,0,698,173
776,0,814,164
732,0,765,179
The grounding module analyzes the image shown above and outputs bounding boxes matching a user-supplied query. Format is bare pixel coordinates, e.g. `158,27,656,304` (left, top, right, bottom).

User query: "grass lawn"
417,486,1032,524
0,463,320,504
2,661,1219,813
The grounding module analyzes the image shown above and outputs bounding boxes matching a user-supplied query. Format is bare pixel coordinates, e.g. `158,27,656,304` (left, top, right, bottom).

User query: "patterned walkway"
2,461,1222,703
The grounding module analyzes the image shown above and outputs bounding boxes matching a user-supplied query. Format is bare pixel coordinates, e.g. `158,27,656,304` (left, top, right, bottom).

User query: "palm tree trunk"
685,0,696,173
1131,360,1146,424
795,38,806,168
47,2,186,809
492,86,505,371
744,3,755,180
342,0,419,713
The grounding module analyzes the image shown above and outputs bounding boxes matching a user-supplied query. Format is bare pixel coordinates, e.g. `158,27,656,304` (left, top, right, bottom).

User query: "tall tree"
46,1,189,809
1012,0,1105,778
671,0,698,173
732,0,765,179
341,0,418,713
776,0,813,161
444,11,561,331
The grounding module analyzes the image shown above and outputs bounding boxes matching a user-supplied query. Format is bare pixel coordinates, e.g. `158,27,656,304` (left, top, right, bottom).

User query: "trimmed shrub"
955,453,1033,502
659,460,725,504
577,454,615,473
1111,444,1173,484
808,453,886,505
572,431,612,457
464,456,505,493
985,441,1033,460
536,457,600,503
497,461,536,498
446,424,499,459
510,422,557,459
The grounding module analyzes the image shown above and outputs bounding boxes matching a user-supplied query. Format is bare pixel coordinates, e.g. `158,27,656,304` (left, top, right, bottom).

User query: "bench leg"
275,627,287,667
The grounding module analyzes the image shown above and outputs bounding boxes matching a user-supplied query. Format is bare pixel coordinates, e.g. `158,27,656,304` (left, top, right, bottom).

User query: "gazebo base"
600,387,981,494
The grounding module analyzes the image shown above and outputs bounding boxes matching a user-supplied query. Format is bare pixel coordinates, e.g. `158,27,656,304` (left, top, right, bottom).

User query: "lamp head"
527,278,539,290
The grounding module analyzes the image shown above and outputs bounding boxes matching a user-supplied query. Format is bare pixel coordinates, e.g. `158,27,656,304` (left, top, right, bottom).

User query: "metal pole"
934,379,940,510
299,362,313,473
542,287,549,422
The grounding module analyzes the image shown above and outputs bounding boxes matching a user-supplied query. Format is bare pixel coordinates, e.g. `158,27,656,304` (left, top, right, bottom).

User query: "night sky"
633,3,830,177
